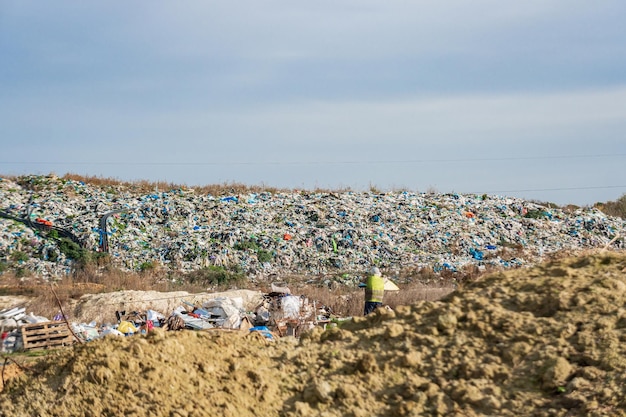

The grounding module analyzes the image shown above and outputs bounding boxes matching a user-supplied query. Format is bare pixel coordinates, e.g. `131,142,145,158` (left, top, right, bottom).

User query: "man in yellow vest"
364,267,385,315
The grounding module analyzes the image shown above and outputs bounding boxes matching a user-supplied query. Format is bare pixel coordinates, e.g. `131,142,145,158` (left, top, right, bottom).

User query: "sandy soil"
0,297,30,311
1,251,626,416
67,289,265,324
0,363,23,391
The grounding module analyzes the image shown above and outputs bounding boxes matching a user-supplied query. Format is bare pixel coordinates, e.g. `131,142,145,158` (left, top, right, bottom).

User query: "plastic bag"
282,295,301,319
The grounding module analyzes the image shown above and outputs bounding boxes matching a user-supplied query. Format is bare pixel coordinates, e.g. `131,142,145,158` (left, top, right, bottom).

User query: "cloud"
4,0,626,101
1,1,625,205
3,85,624,159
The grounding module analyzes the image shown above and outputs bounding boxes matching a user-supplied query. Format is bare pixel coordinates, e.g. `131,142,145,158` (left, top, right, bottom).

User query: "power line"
1,153,626,166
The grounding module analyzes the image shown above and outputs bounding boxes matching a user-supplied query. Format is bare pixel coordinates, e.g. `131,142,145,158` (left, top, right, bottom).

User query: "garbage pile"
1,174,624,278
0,306,43,352
0,287,328,353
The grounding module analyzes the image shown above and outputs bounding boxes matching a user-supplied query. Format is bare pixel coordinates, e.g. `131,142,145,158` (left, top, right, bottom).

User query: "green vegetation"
110,217,127,233
234,239,260,252
54,238,111,270
10,251,29,263
138,261,156,272
524,209,549,219
42,249,59,262
90,251,111,266
234,238,274,263
183,265,247,287
2,348,50,359
257,249,273,263
58,238,88,262
15,267,29,278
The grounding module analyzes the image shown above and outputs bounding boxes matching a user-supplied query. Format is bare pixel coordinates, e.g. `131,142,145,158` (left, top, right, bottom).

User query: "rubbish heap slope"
1,175,624,278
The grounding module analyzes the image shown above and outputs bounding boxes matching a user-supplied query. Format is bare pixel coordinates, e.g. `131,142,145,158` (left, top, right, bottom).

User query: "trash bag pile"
1,175,624,278
1,286,325,352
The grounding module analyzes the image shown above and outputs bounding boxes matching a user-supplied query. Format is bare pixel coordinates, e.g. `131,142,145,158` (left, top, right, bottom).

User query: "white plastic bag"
282,295,301,319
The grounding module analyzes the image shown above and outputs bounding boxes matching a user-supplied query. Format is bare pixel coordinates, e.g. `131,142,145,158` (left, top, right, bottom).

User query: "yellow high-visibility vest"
365,274,385,303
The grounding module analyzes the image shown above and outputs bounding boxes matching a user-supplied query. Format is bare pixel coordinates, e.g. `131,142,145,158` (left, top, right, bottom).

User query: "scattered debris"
0,287,332,353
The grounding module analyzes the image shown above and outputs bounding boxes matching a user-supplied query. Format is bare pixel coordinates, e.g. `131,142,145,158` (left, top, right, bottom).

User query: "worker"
364,267,385,315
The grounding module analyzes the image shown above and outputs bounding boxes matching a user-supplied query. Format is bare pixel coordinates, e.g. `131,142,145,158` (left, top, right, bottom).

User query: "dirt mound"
0,363,23,391
2,252,626,416
0,296,30,311
68,289,264,324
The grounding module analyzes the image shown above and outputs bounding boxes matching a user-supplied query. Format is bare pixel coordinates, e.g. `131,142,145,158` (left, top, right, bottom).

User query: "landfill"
2,252,626,416
0,285,325,354
0,175,624,280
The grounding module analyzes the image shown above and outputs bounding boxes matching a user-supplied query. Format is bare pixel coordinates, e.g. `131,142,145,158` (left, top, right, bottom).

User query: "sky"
1,1,625,206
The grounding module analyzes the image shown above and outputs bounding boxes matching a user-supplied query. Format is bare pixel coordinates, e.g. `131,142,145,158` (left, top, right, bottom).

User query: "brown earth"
1,251,626,416
0,364,23,392
0,296,31,311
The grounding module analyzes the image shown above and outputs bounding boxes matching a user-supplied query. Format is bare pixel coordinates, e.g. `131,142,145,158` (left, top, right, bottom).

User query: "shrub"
15,267,30,278
138,261,156,272
235,239,274,264
11,251,29,262
524,210,548,219
90,251,111,266
58,238,87,262
234,239,260,252
57,238,101,271
44,250,59,262
257,249,273,263
598,194,626,219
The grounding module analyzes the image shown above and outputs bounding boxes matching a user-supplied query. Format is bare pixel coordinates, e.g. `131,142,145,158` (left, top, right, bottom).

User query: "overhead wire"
1,154,624,196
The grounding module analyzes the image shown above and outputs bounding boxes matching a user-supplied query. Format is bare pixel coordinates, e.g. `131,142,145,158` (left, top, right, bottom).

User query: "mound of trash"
2,252,625,416
0,175,624,280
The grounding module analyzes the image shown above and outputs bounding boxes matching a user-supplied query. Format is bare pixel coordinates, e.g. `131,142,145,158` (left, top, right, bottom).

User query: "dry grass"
5,173,624,213
1,266,461,320
0,265,206,319
596,194,626,219
61,173,291,196
295,282,456,317
62,173,181,193
6,172,279,196
10,172,381,197
293,285,364,317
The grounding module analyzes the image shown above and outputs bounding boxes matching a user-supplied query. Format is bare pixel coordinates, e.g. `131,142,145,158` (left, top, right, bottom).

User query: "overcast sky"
1,1,625,206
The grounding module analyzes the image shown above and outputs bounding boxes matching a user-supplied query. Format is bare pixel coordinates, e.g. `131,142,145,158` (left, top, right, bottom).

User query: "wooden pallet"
21,321,75,351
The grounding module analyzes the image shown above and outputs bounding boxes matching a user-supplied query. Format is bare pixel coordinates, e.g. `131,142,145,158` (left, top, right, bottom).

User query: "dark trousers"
364,301,382,315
